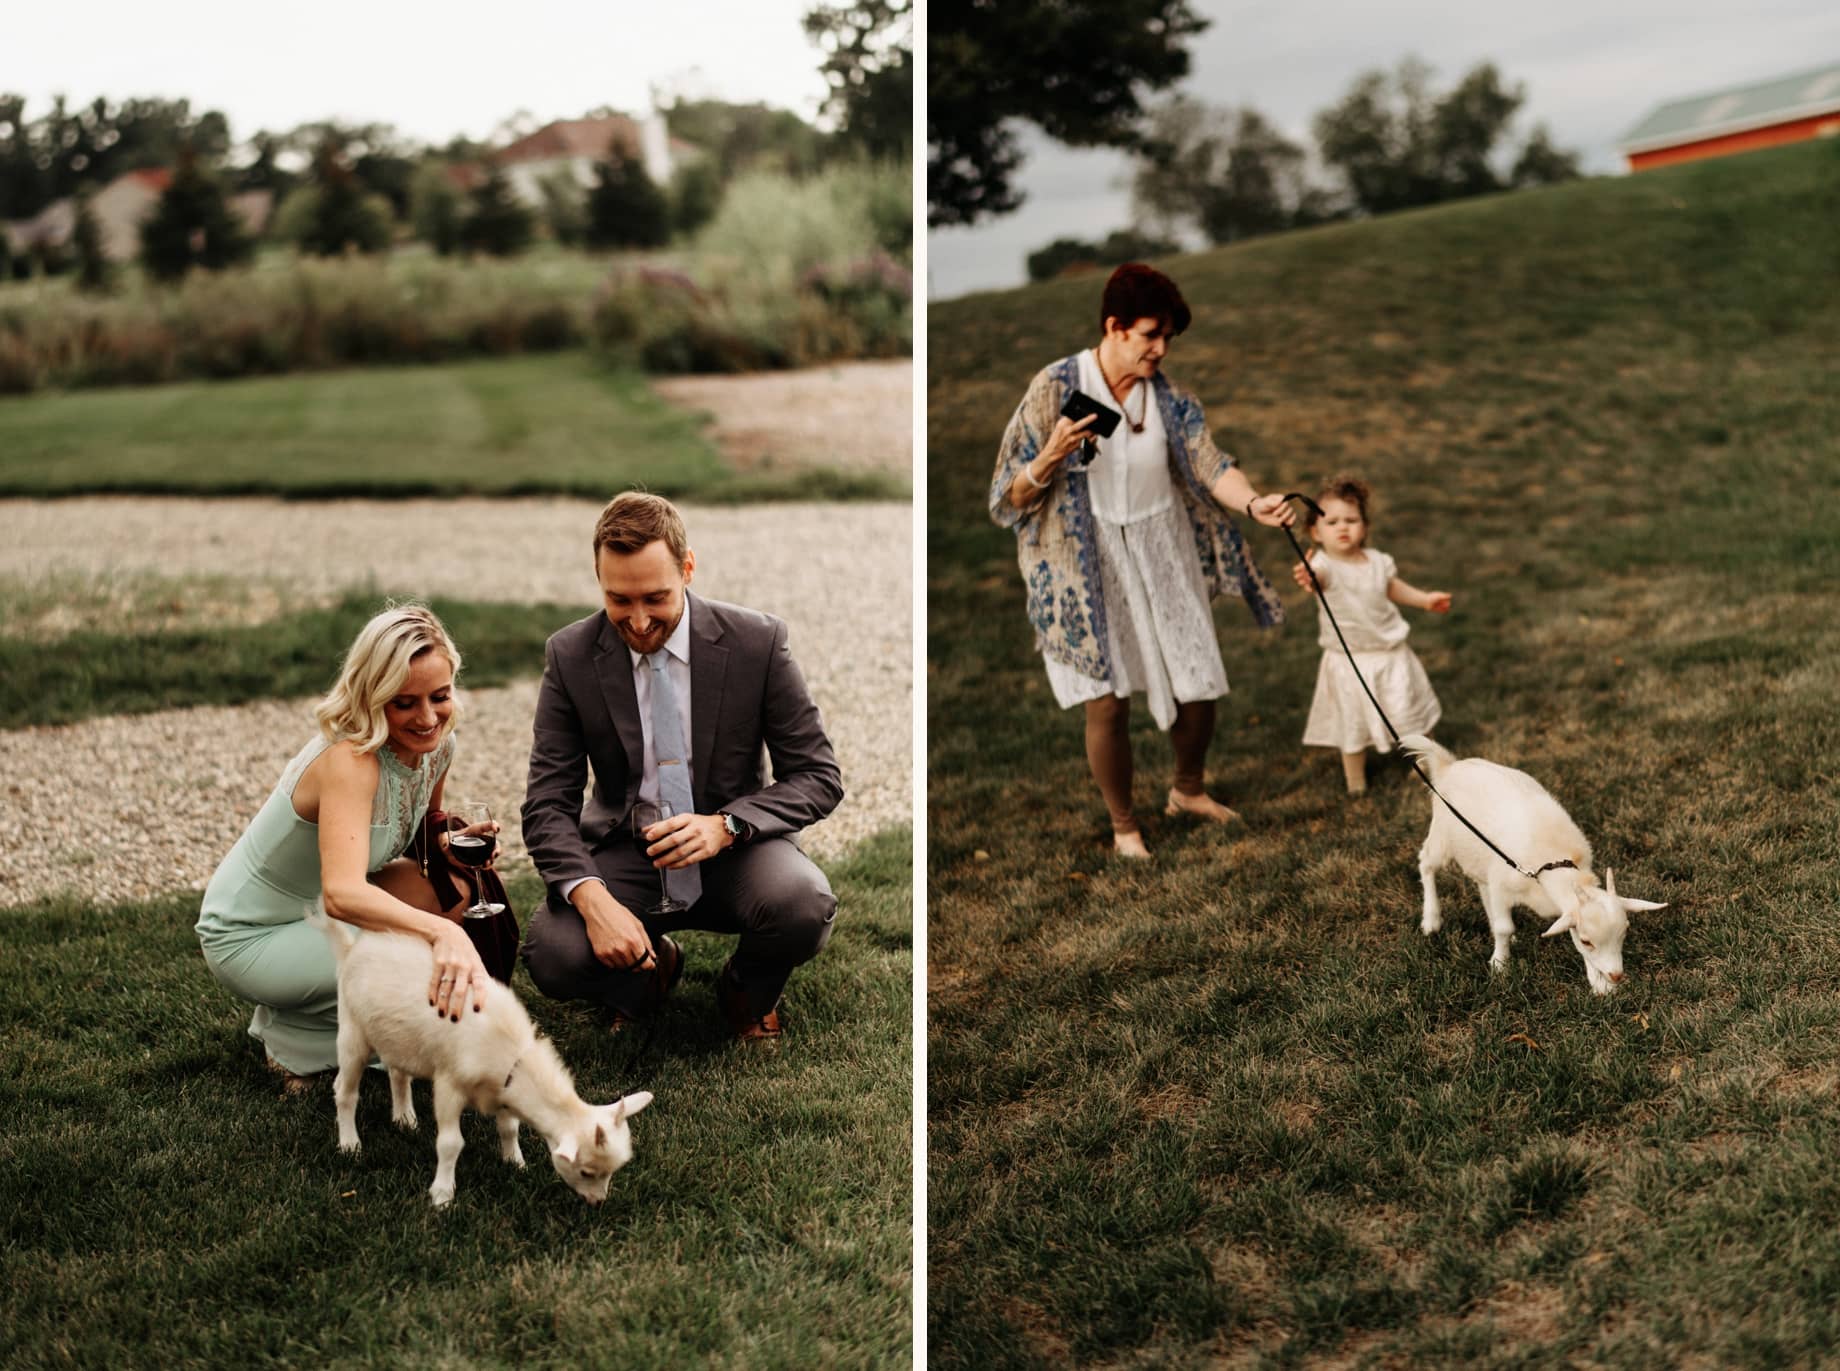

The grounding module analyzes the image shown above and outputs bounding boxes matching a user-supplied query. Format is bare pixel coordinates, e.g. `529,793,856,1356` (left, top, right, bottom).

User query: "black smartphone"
1059,388,1121,441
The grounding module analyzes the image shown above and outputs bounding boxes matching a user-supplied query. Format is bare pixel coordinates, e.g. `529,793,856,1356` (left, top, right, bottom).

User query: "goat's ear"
617,1090,653,1120
1619,897,1668,914
594,1122,608,1150
552,1134,579,1165
1542,906,1578,937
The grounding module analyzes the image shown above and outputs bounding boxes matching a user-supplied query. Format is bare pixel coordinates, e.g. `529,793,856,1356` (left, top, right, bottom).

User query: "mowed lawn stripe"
0,353,773,499
0,594,585,728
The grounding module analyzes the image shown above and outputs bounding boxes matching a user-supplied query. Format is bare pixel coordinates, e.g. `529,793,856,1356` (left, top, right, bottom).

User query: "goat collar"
1532,860,1578,879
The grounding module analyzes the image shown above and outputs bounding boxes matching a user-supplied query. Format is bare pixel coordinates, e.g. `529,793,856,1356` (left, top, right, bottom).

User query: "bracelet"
1020,461,1051,490
1242,491,1260,517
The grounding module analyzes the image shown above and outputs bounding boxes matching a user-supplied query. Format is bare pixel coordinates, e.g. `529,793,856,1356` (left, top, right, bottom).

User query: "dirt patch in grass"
652,359,911,477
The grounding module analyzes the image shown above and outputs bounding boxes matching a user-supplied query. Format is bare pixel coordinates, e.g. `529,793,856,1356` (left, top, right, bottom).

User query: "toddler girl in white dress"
1291,475,1452,794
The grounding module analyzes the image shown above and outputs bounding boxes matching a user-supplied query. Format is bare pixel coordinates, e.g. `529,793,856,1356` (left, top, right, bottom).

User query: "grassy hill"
928,139,1840,1368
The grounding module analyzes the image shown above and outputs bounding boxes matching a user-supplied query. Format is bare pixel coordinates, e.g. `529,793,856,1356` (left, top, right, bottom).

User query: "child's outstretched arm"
1388,576,1451,613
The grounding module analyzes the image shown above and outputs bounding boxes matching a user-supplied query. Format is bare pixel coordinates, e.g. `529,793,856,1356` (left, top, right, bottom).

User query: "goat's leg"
429,1078,466,1207
333,1020,369,1153
1482,874,1516,973
496,1111,526,1168
1417,839,1443,934
389,1068,417,1129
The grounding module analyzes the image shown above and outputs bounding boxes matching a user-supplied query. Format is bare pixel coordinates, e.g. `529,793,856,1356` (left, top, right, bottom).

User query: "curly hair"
1303,473,1374,538
314,603,463,753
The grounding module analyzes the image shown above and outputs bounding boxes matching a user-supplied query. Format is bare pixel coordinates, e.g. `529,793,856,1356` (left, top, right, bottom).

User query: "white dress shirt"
561,601,694,903
1076,347,1175,524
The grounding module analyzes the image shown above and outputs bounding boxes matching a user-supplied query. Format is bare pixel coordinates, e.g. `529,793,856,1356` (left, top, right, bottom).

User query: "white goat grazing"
1399,735,1666,994
310,903,651,1206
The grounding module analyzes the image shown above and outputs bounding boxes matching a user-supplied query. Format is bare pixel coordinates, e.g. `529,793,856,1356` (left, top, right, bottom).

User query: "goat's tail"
1398,733,1456,781
306,898,356,965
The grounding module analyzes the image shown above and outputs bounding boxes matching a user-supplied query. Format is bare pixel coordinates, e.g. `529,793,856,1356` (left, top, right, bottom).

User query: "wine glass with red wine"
447,801,505,919
631,799,687,914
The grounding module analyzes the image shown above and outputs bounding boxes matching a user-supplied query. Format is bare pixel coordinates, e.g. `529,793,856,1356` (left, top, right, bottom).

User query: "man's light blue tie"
647,651,701,908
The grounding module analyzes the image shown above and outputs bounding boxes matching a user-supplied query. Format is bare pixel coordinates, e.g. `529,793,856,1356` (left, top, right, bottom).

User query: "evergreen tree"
537,169,588,247
72,189,112,293
298,139,392,255
459,166,534,256
410,162,464,255
585,148,671,250
671,158,724,237
139,148,252,281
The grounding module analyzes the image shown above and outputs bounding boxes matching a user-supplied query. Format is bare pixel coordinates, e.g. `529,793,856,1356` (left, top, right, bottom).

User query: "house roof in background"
496,116,642,164
1621,60,1840,151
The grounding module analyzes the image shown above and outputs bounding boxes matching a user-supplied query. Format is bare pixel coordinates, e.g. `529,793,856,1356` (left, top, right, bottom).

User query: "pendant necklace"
1100,355,1148,433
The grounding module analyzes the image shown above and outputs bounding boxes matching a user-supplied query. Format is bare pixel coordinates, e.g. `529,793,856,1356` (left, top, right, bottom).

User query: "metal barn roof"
1621,60,1840,153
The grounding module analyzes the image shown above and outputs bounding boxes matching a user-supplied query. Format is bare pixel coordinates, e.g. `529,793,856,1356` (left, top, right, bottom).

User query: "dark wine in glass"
450,801,505,919
631,800,687,914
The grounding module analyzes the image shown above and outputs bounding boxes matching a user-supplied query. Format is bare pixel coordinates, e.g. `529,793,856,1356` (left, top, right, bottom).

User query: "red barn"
1622,61,1840,171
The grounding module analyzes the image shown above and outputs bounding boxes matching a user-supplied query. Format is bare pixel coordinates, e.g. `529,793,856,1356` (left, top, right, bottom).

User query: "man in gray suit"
521,492,843,1040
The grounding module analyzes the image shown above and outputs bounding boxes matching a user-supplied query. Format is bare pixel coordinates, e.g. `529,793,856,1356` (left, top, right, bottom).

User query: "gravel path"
651,360,912,476
0,497,912,908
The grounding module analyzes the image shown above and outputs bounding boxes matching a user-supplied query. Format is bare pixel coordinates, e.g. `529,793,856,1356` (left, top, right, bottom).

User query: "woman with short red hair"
989,263,1294,857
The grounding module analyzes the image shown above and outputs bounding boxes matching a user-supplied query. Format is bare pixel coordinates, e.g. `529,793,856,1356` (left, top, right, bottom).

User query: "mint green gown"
195,733,454,1074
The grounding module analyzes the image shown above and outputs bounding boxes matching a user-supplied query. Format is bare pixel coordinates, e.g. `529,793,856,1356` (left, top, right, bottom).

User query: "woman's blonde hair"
314,603,463,752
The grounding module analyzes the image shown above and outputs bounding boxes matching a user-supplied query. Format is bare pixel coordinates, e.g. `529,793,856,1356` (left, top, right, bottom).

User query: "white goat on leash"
1399,735,1667,994
309,903,651,1206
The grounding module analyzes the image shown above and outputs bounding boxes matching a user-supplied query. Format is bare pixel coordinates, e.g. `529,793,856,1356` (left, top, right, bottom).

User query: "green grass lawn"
929,139,1840,1367
0,350,902,501
0,826,912,1370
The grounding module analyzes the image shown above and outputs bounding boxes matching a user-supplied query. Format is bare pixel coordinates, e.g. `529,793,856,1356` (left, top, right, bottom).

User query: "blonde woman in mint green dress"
195,605,495,1089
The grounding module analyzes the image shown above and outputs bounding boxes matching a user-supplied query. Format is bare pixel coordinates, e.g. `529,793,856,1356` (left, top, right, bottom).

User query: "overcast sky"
4,0,833,146
929,0,1840,299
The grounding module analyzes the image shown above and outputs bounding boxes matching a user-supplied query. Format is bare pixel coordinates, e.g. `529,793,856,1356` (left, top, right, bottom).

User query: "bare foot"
266,1053,320,1096
1164,788,1243,824
1112,830,1152,859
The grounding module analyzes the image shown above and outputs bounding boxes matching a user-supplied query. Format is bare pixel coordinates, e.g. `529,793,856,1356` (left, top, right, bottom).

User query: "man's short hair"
593,492,690,564
1100,263,1192,337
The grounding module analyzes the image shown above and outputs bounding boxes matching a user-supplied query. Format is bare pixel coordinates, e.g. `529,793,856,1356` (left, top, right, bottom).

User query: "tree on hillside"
139,147,252,281
1313,58,1581,217
585,148,671,249
805,0,912,160
928,0,1209,227
1026,227,1181,282
1134,98,1341,245
1512,124,1583,188
410,162,464,255
460,166,534,256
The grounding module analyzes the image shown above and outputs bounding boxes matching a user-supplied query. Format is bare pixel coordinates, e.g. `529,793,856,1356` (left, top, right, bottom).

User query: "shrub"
140,155,253,282
410,163,464,256
460,168,535,257
586,150,672,250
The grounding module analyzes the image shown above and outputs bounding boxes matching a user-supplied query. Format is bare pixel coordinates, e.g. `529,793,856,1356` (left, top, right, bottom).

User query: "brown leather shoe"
607,936,684,1034
715,960,784,1042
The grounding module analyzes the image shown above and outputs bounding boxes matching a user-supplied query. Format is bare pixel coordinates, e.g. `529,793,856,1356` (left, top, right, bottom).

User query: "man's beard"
615,603,683,653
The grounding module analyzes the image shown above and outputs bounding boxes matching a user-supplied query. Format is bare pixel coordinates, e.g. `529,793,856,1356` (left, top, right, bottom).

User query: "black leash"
1276,493,1569,884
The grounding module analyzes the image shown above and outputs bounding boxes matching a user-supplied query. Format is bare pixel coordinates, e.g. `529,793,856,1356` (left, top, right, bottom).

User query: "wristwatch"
719,811,749,844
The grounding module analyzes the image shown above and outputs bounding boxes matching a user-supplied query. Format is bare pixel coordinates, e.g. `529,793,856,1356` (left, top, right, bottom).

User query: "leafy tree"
928,0,1208,227
585,149,671,249
537,168,588,247
1026,227,1181,282
670,158,724,237
410,162,464,255
1512,124,1583,188
805,0,912,160
295,139,392,255
232,131,299,200
0,95,232,219
71,190,112,293
459,166,534,256
1312,58,1581,216
139,148,252,281
1134,98,1334,245
657,97,824,179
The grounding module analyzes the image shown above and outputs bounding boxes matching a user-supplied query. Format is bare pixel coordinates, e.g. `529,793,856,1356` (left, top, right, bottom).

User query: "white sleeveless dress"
1301,548,1441,753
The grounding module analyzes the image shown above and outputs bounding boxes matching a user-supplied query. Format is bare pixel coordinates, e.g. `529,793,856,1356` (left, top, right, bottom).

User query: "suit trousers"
522,836,836,1019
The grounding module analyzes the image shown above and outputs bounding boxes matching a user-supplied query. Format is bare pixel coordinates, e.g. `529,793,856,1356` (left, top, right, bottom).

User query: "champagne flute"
632,799,687,914
447,800,505,919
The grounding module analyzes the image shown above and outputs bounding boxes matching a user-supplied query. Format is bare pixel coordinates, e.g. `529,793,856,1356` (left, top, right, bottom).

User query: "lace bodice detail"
278,732,455,867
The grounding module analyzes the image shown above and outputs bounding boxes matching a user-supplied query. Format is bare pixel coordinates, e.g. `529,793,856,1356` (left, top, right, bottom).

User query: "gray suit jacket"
521,591,844,898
